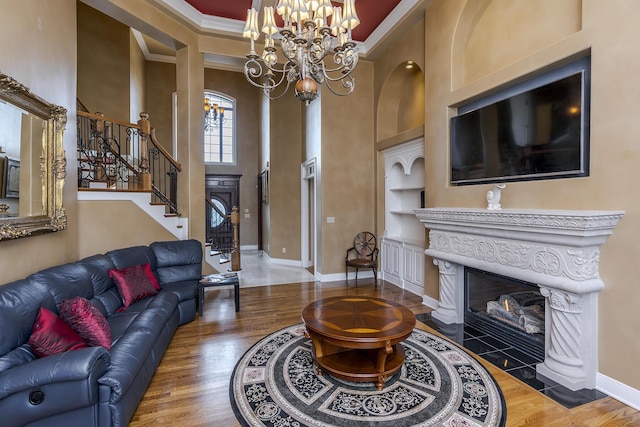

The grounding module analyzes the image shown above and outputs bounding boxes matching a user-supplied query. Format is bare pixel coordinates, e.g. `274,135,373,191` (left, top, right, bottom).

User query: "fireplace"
414,207,624,391
465,267,544,361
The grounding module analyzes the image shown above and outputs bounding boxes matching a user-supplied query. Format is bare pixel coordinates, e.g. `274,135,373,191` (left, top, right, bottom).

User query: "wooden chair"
345,232,379,284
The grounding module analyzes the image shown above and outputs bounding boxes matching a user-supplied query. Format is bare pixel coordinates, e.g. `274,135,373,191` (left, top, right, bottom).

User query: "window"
209,197,227,228
204,92,235,165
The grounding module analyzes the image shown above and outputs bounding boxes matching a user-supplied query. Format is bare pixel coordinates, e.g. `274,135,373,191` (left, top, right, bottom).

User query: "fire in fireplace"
465,267,545,361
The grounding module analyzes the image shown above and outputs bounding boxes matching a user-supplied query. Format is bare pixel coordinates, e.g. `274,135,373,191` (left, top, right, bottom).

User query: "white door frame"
301,158,317,269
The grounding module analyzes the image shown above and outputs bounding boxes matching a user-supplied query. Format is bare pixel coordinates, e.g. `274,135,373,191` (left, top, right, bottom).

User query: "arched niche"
377,61,425,142
452,0,582,88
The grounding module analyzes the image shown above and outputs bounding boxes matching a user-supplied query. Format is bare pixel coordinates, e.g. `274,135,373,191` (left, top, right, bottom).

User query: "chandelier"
204,96,225,131
242,0,360,105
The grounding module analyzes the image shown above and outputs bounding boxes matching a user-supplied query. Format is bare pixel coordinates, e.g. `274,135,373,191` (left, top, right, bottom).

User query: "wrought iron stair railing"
77,111,181,215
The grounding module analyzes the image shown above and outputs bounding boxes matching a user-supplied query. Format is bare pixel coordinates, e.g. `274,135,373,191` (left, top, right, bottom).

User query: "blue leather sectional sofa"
0,239,203,427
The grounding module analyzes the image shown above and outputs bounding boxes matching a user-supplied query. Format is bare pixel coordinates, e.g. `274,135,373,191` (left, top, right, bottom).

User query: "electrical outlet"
282,247,286,253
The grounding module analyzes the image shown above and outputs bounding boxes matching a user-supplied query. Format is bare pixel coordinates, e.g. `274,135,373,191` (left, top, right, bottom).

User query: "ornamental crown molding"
414,208,624,233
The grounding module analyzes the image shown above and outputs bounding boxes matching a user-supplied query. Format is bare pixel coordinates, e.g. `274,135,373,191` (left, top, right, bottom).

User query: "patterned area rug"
230,324,506,427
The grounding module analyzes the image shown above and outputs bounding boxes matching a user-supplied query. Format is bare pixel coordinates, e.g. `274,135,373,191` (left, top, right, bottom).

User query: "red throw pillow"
142,263,161,290
110,264,159,310
59,297,112,350
28,307,88,358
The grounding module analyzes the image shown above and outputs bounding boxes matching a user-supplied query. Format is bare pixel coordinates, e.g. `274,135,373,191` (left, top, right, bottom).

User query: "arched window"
209,197,227,228
204,91,235,165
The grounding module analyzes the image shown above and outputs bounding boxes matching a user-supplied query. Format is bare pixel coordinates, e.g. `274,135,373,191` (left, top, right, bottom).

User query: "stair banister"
137,113,152,191
77,110,181,215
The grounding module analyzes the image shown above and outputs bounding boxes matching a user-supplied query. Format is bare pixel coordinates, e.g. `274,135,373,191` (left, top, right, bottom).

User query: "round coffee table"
301,296,416,390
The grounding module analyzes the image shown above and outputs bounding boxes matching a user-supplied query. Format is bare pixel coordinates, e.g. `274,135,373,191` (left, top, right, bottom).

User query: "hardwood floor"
130,280,640,427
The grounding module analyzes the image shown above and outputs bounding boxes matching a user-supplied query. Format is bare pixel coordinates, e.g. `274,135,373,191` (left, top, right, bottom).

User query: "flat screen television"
450,58,590,185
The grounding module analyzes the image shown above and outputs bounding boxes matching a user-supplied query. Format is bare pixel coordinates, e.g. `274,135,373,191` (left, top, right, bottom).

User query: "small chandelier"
242,0,360,105
204,96,225,131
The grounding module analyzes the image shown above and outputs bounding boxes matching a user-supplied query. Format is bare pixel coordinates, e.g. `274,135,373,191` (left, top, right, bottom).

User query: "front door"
205,174,240,251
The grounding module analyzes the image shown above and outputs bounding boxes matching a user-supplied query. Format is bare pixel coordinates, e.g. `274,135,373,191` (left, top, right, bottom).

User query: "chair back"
354,232,376,259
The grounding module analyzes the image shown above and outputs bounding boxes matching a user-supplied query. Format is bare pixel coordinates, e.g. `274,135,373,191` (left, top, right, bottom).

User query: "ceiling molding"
363,0,423,55
158,0,246,36
132,29,177,64
204,53,246,72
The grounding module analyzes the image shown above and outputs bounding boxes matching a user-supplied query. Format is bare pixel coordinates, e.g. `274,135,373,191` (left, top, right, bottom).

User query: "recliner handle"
29,389,45,405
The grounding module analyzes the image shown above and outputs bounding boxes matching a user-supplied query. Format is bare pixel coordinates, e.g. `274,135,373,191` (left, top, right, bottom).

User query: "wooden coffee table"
301,296,416,390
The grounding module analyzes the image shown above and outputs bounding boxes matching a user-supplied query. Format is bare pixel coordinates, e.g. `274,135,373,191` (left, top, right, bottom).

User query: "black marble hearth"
415,312,608,409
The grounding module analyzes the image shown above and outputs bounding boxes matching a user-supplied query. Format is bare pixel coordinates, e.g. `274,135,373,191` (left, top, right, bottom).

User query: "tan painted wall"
77,2,129,120
321,61,375,274
175,45,205,242
268,96,303,259
425,0,640,390
145,61,176,155
204,68,260,248
78,200,175,255
0,0,79,282
374,18,425,142
129,31,146,123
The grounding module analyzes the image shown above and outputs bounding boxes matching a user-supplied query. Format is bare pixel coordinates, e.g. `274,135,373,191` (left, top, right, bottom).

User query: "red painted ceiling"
184,0,402,42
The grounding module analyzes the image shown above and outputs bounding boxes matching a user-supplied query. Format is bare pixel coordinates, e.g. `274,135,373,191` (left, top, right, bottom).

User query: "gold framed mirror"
0,71,67,241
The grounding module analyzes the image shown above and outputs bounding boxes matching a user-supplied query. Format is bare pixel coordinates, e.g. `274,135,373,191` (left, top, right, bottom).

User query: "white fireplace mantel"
415,207,624,391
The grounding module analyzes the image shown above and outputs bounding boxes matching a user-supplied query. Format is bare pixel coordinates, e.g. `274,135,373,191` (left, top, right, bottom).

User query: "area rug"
230,324,506,427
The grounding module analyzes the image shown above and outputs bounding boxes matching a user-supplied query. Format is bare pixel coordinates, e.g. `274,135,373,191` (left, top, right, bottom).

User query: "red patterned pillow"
59,297,112,350
110,264,159,310
142,263,161,290
28,307,88,358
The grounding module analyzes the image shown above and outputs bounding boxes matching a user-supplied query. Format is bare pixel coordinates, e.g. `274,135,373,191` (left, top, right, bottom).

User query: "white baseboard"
597,373,640,411
315,270,375,283
266,255,303,268
381,272,401,287
422,294,439,310
240,245,259,251
403,282,423,297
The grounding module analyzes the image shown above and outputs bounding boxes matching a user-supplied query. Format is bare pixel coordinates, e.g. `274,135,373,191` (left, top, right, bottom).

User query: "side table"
198,273,240,315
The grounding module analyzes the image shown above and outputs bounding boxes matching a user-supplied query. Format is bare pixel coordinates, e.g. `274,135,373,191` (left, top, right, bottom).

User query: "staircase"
76,107,240,272
77,110,180,215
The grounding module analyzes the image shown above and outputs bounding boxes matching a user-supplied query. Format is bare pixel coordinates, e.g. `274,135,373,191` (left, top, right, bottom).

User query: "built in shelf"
382,139,425,296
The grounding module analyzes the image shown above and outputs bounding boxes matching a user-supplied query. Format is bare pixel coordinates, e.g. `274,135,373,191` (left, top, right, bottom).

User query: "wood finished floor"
129,280,640,426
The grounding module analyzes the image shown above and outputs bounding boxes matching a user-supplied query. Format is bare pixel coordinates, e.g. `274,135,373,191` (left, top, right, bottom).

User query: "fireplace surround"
414,208,624,391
